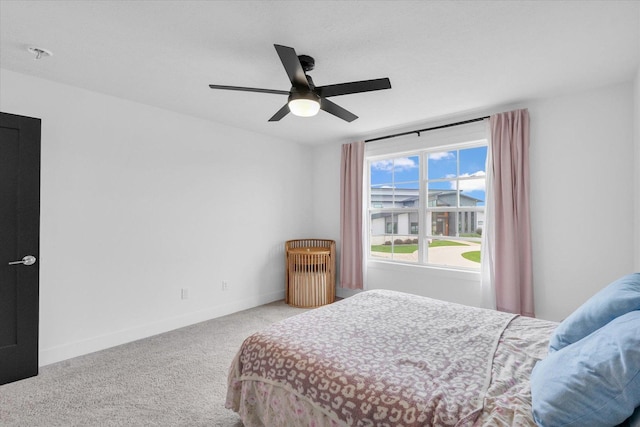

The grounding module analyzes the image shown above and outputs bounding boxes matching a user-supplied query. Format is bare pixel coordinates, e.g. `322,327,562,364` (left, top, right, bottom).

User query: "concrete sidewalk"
372,241,481,269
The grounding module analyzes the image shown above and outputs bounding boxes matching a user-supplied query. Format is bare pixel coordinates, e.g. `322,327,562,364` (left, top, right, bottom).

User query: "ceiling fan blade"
316,78,391,98
209,84,289,96
320,99,358,122
274,44,309,89
268,104,290,122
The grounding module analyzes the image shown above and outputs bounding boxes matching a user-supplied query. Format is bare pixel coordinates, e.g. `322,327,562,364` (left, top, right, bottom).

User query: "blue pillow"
549,273,640,352
531,310,640,427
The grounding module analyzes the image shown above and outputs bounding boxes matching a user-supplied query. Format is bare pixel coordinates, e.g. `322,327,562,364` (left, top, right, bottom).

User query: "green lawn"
462,251,481,263
370,244,417,253
429,240,467,247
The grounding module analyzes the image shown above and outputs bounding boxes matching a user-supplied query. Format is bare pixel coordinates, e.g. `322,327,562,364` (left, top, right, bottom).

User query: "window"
367,130,487,270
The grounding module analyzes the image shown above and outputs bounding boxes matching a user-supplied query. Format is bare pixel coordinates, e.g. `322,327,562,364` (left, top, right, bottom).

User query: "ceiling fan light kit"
209,44,391,122
288,91,321,117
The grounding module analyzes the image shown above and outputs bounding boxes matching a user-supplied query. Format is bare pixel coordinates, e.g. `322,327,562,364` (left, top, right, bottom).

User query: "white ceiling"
1,1,639,145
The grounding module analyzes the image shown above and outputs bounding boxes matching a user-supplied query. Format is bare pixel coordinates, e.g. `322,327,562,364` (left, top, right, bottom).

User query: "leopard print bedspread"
227,290,535,426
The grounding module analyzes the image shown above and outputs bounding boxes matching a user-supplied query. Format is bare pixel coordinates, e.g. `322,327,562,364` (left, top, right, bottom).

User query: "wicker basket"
285,239,336,308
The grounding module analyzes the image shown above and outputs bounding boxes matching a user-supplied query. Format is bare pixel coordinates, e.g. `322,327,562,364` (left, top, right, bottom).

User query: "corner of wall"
635,65,640,272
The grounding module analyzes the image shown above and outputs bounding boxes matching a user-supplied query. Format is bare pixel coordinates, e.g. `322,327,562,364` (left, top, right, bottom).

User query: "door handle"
8,255,37,266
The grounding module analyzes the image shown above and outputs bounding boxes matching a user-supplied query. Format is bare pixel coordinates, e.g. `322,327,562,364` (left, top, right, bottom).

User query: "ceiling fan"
209,44,391,122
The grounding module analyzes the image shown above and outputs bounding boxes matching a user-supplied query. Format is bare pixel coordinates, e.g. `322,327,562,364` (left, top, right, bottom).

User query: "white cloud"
371,157,418,172
463,171,486,178
450,171,486,192
428,151,455,161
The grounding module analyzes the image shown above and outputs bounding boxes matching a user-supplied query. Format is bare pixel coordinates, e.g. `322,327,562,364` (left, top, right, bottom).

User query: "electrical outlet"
181,288,189,300
222,280,228,291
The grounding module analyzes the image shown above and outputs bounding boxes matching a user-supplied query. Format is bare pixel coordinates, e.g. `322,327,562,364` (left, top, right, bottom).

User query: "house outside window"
410,222,419,234
366,127,487,271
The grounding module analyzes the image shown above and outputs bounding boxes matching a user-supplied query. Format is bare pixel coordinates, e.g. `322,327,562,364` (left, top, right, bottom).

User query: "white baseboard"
39,290,285,367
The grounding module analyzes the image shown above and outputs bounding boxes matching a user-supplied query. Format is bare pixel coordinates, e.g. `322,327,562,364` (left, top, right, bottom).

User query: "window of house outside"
367,136,487,271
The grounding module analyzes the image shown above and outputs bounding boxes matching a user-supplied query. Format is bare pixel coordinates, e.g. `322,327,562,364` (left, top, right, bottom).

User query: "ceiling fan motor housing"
288,87,320,103
297,55,315,72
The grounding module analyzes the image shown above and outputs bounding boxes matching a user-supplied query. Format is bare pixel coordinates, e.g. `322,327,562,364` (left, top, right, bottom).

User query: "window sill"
366,258,481,281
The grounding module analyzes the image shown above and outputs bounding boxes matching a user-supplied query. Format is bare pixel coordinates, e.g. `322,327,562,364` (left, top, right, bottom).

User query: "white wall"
312,81,637,321
1,69,314,366
309,142,343,278
529,82,635,321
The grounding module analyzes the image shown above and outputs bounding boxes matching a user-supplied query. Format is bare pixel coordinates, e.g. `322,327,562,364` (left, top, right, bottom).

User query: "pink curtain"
339,141,365,289
489,109,535,317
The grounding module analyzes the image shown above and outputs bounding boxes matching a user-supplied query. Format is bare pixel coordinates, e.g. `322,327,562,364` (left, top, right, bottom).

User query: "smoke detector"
27,46,53,60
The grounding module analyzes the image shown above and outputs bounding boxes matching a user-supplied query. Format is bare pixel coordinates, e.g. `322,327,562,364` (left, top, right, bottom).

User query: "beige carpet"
0,300,309,426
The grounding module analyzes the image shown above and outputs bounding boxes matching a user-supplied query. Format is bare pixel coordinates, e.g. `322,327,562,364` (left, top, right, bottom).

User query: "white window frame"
365,121,488,272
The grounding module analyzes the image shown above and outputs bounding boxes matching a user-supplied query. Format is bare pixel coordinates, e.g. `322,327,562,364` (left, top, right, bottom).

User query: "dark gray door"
1,112,41,385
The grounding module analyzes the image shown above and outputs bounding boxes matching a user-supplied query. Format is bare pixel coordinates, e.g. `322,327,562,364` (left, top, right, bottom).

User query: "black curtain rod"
364,116,490,143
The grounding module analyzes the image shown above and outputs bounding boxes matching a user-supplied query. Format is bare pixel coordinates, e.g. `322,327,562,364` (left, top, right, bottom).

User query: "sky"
370,145,487,205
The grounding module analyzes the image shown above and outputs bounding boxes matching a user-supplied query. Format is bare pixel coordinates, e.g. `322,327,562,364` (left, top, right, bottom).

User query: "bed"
225,289,557,426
